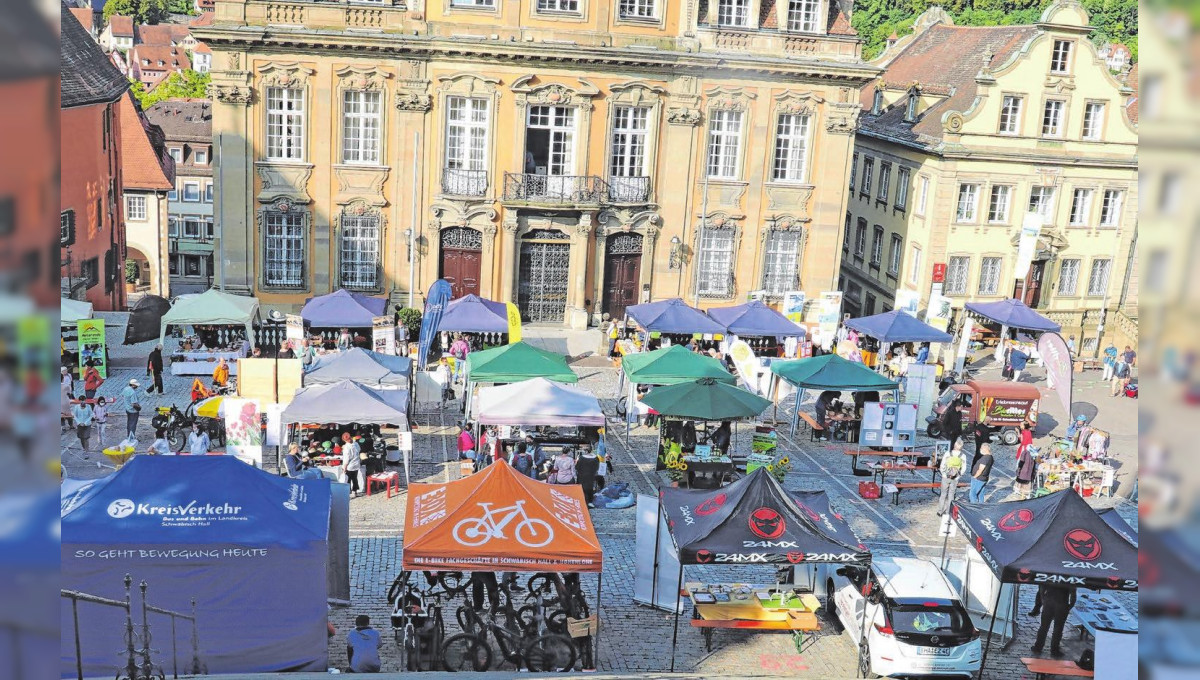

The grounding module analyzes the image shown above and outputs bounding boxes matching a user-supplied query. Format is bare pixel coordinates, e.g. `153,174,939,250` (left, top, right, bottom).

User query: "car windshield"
888,603,972,634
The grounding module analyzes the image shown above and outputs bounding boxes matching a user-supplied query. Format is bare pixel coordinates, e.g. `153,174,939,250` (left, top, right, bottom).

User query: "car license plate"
918,647,952,657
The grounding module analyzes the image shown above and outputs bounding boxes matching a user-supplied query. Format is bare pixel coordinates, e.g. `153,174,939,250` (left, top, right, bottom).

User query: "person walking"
1032,585,1076,658
436,358,453,408
943,396,964,452
1014,441,1038,499
342,433,362,497
146,344,165,394
1008,346,1029,382
937,440,967,515
394,319,410,357
82,361,104,400
120,379,142,440
449,335,471,384
971,421,993,470
1111,357,1131,397
72,399,94,452
346,614,383,673
968,443,994,503
93,396,109,447
1101,342,1118,380
184,422,211,456
575,447,600,507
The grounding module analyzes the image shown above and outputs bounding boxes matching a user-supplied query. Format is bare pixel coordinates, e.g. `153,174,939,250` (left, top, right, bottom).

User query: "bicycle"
452,501,554,548
388,572,449,672
443,603,577,672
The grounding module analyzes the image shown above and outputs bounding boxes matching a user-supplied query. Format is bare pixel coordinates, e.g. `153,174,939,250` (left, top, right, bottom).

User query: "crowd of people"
455,426,613,507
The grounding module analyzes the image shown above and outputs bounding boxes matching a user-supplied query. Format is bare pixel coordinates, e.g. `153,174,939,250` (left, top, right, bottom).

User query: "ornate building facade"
195,0,874,326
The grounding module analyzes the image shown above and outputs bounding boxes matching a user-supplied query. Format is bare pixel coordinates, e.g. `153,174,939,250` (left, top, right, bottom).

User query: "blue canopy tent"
705,300,806,338
844,309,953,344
301,289,388,328
625,298,726,336
61,457,332,677
437,294,509,334
4,491,58,680
965,298,1060,366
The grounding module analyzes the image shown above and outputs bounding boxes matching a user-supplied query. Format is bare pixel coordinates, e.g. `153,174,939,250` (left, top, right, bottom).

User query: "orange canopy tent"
402,460,603,573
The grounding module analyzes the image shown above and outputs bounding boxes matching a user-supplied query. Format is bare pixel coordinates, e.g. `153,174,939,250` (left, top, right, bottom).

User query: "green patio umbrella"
621,345,735,385
464,341,578,384
641,377,771,421
770,353,900,392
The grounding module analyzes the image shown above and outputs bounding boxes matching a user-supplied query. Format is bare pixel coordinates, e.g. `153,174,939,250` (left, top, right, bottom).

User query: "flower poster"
224,398,263,467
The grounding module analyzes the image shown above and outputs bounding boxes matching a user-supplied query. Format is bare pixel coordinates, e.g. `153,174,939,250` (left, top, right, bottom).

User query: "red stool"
366,472,399,498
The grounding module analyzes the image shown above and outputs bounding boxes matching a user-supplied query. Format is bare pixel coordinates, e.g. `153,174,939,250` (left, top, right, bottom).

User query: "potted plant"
124,259,140,293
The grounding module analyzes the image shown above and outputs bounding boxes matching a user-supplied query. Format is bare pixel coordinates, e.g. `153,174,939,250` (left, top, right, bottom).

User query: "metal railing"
502,172,609,205
607,175,651,203
441,167,488,197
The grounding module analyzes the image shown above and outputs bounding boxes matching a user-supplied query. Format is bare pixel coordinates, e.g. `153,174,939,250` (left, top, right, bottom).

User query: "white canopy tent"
476,377,604,427
159,289,261,346
60,297,93,325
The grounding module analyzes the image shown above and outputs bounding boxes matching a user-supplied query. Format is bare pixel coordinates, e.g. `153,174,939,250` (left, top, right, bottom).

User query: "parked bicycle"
442,603,576,672
387,571,447,672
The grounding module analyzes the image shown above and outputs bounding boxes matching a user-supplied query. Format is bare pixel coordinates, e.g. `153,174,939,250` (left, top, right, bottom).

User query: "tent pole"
976,585,1004,679
594,572,602,670
669,564,684,673
650,500,662,606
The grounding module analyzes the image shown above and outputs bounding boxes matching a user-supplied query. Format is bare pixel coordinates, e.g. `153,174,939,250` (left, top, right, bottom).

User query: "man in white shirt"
341,433,362,497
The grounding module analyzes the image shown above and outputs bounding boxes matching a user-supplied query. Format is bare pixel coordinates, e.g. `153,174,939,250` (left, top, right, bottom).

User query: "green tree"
103,0,169,24
129,70,211,108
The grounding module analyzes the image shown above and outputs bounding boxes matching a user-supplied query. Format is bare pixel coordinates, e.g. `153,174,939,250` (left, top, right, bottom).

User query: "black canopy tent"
950,490,1138,678
656,468,870,670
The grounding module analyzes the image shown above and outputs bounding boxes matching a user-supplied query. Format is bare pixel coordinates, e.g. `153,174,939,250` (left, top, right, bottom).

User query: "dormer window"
1050,39,1073,74
871,89,883,115
786,0,821,33
904,92,918,122
716,0,751,27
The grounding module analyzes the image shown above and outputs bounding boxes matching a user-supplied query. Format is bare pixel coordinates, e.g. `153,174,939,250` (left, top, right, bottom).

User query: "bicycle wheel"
439,571,468,595
524,634,577,672
545,609,568,635
615,396,628,418
403,625,419,672
440,633,492,672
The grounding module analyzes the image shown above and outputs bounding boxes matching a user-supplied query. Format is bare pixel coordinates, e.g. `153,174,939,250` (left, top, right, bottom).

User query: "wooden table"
1070,592,1137,638
844,449,915,474
868,460,937,486
684,583,821,652
825,413,861,443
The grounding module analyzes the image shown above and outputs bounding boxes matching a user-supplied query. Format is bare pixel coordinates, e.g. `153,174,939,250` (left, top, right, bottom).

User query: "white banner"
372,316,395,355
924,294,954,332
264,403,286,446
816,292,843,350
224,398,263,467
894,289,921,316
1014,214,1043,280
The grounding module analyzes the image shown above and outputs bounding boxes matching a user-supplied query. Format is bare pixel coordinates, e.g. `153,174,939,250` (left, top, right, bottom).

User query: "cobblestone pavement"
65,320,1138,678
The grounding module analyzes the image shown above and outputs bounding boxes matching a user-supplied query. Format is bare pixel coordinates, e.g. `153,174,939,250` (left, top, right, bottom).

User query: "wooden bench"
1020,657,1094,680
843,449,914,474
797,412,826,441
886,481,968,505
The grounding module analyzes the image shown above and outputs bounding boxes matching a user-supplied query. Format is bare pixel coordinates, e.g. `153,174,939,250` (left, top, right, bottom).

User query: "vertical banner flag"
372,315,395,355
506,302,523,343
817,292,843,350
782,291,806,324
285,313,304,343
1037,332,1073,416
224,398,263,467
1014,213,1043,280
417,280,453,368
924,294,954,332
728,339,762,394
894,289,921,316
77,318,107,378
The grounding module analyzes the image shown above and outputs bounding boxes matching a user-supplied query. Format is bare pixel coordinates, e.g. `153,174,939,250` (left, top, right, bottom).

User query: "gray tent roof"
305,348,411,388
282,380,409,429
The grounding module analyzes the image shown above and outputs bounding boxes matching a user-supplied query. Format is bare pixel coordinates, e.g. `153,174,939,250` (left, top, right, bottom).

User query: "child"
93,396,109,448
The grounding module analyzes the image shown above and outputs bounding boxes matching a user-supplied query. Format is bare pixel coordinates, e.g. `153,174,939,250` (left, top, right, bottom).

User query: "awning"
965,298,1061,332
403,460,602,572
625,298,726,335
844,309,952,343
465,341,577,384
159,288,260,346
771,354,900,391
304,347,412,389
476,377,604,426
620,345,734,386
705,300,805,338
437,294,509,334
281,380,409,429
641,377,771,421
301,289,388,328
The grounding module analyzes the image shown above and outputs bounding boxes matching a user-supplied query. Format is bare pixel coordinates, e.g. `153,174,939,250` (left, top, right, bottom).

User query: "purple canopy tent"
436,294,509,334
705,300,806,338
301,289,388,328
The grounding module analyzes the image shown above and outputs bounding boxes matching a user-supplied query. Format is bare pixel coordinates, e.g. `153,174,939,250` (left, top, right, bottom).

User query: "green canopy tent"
616,345,734,435
463,341,577,420
770,354,900,436
641,377,771,421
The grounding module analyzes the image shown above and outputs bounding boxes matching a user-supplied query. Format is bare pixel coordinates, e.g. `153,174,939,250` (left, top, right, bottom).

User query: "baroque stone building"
195,0,874,326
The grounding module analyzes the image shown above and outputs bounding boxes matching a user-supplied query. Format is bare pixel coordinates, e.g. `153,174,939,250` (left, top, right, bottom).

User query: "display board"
903,363,939,424
77,318,107,378
237,358,303,405
372,315,395,355
858,402,919,451
633,495,684,613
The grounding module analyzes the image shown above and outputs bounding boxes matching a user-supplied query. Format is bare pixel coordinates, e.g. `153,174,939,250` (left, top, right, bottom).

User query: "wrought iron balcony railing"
441,167,488,197
607,175,651,203
502,173,609,206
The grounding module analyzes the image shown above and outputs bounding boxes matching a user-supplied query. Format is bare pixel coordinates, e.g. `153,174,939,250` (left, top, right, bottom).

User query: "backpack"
513,452,532,476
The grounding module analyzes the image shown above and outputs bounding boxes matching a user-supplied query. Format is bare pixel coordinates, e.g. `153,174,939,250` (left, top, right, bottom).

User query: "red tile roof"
193,41,211,54
827,7,856,36
68,7,93,32
189,11,214,27
133,44,191,72
1125,62,1138,124
118,92,174,191
108,15,133,37
136,23,191,46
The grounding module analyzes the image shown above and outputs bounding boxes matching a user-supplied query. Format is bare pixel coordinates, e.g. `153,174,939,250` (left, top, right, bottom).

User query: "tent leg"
400,432,409,487
650,499,663,606
593,573,602,670
976,586,1004,679
669,565,684,673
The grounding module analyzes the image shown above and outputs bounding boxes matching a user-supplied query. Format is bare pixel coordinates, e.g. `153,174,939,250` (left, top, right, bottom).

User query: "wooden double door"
602,233,643,320
440,227,482,299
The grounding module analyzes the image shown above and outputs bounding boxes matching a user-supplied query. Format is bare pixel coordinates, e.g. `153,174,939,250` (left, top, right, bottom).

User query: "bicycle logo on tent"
452,501,554,548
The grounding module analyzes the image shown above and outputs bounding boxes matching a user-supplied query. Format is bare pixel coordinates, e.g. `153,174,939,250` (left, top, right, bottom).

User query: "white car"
826,556,981,678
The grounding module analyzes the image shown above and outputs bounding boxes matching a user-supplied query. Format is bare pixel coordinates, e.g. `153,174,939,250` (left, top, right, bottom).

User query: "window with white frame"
618,0,656,19
916,175,929,215
537,0,579,12
762,229,802,294
1099,189,1123,227
264,209,305,288
1081,102,1105,140
266,87,305,161
978,256,1002,295
1028,186,1056,219
445,95,490,196
205,183,214,202
849,153,857,192
716,0,751,26
1050,39,1073,74
988,185,1012,223
194,149,208,165
908,245,922,285
999,95,1022,134
1041,100,1064,138
1069,188,1093,226
945,256,970,295
772,113,811,182
888,234,902,275
877,162,891,202
167,185,177,201
1087,259,1111,296
870,227,884,267
182,182,200,202
854,218,867,257
450,0,495,6
895,167,910,209
696,227,735,298
169,147,182,162
706,109,743,179
342,89,382,165
610,106,649,178
126,194,146,221
785,0,820,32
340,212,381,290
1057,258,1080,295
956,183,980,222
861,157,874,196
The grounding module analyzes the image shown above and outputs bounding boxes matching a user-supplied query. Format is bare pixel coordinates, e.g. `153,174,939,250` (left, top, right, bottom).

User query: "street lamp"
668,236,682,270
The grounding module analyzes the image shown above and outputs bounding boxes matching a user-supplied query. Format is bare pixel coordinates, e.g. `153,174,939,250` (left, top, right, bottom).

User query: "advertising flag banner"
816,292,843,350
77,318,107,378
782,291,806,324
728,339,762,394
372,315,395,355
924,294,954,332
417,280,453,368
894,289,921,316
1037,331,1074,416
1014,214,1043,280
506,302,523,342
224,398,263,467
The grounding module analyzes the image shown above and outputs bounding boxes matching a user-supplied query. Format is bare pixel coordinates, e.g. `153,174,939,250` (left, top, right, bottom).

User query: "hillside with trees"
852,0,1138,61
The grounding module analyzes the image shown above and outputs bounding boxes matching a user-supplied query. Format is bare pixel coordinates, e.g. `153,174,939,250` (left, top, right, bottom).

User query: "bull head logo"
795,502,820,523
696,493,727,516
1063,529,1102,561
786,552,805,564
998,508,1035,532
696,549,714,564
749,507,786,539
1016,568,1033,583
